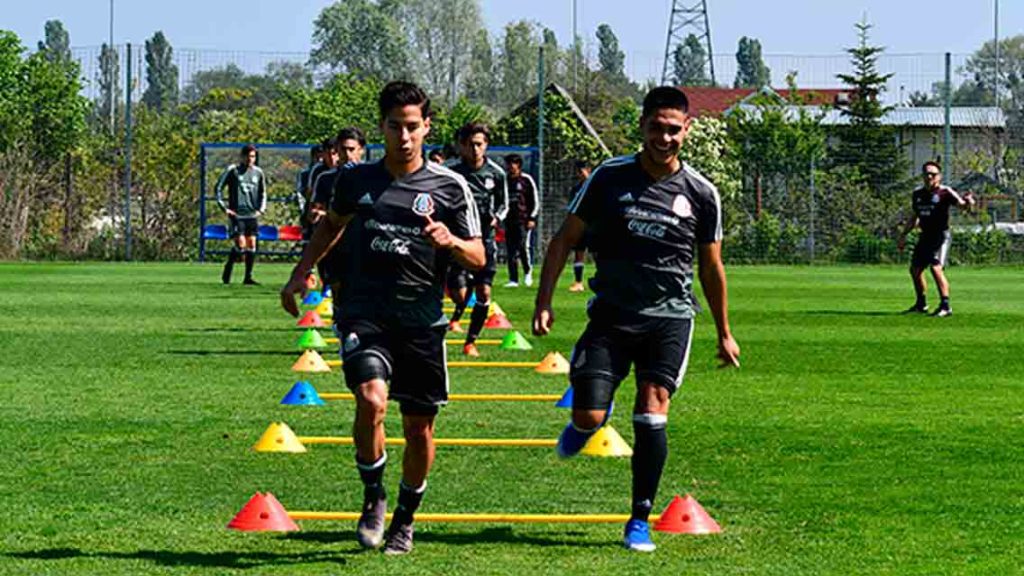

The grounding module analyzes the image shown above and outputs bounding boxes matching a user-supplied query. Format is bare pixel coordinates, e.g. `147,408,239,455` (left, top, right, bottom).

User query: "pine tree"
672,34,711,86
142,31,179,112
734,37,771,89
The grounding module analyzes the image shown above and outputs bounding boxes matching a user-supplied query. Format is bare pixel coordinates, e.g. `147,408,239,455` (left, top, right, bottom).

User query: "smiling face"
381,104,430,165
640,107,690,170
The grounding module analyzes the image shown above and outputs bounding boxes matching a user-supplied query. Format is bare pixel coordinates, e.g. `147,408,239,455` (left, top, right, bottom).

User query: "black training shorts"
229,217,259,238
570,301,695,398
912,231,952,268
336,318,448,415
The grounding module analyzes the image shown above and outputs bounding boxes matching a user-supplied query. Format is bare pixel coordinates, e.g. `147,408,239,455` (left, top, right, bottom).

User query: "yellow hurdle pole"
318,393,561,402
325,360,538,368
298,436,556,448
323,338,504,346
288,511,661,524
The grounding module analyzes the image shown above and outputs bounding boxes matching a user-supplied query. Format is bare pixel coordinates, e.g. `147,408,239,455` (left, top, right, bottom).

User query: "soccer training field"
1,262,1021,575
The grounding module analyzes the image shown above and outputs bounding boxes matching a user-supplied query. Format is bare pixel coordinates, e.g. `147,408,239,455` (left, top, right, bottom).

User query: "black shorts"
336,318,448,415
912,232,951,267
229,217,259,238
446,264,470,293
570,302,695,398
445,239,497,291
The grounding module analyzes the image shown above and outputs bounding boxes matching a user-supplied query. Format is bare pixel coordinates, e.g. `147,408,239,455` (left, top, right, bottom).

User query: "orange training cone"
535,351,570,374
653,494,722,534
227,492,300,532
484,313,513,329
291,349,331,373
297,310,326,328
253,422,307,453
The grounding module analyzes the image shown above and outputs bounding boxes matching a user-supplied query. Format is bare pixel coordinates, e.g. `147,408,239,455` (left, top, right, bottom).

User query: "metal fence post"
123,42,133,260
536,46,545,252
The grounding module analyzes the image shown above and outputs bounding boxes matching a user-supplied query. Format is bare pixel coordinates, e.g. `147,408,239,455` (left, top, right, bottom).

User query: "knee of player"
635,383,671,414
401,416,435,440
354,382,388,415
571,409,607,430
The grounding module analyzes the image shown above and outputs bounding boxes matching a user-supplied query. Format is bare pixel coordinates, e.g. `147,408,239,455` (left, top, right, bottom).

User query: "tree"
95,43,120,128
962,35,1024,111
596,24,625,81
498,20,540,111
142,31,179,112
734,37,770,89
464,29,497,105
37,20,70,63
310,0,409,82
832,20,908,218
672,34,711,86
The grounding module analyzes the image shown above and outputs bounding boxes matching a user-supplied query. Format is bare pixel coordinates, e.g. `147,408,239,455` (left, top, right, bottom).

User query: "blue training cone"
466,292,477,308
555,387,573,408
302,291,324,306
280,381,325,406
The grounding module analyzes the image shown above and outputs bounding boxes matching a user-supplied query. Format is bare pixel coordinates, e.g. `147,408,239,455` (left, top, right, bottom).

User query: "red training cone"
653,494,721,534
484,313,513,329
296,310,326,328
227,492,299,532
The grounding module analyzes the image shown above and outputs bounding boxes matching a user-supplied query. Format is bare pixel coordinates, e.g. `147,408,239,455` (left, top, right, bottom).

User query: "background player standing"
503,154,539,288
215,144,266,285
567,160,591,292
898,160,975,317
280,81,484,555
532,87,740,552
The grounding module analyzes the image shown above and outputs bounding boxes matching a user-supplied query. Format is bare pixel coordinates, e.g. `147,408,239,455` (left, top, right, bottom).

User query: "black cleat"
356,492,387,549
382,522,414,555
902,304,928,314
932,307,952,318
243,278,260,286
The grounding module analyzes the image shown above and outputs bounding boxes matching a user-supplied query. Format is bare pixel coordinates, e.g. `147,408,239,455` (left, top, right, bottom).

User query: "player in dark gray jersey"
280,82,484,555
532,87,740,553
568,160,591,292
446,122,508,356
897,161,974,317
312,127,367,298
215,144,266,285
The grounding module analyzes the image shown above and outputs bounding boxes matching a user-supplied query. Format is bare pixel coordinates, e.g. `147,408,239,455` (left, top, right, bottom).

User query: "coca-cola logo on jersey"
627,219,668,239
370,236,412,255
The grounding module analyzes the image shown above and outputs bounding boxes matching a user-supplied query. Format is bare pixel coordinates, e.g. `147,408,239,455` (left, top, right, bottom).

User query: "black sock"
573,262,584,283
631,414,668,522
508,261,519,283
450,301,467,323
940,296,950,309
243,250,255,280
915,290,926,308
223,248,239,281
466,301,490,345
356,453,387,500
391,480,426,526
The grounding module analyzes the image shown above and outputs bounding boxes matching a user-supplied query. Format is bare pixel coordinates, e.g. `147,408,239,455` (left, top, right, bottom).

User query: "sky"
4,0,1017,85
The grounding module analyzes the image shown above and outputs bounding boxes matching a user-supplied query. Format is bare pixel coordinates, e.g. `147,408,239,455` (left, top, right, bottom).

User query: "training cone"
315,301,333,318
499,331,533,351
555,386,574,408
253,422,307,453
484,313,513,329
291,349,331,373
580,425,633,457
302,291,323,306
466,292,477,307
323,286,332,298
535,351,570,374
653,494,722,534
295,329,328,350
280,381,325,406
296,310,326,328
490,302,505,317
227,492,300,532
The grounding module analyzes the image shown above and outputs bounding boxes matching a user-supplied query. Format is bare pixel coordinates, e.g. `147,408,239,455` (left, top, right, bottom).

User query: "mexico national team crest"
412,193,435,218
931,193,940,204
484,177,495,190
343,332,360,353
672,195,693,218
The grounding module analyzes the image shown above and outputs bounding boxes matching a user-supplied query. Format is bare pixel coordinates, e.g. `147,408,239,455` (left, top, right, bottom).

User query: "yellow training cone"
490,302,505,317
580,426,633,457
315,301,333,318
292,350,332,373
535,352,570,374
253,422,307,453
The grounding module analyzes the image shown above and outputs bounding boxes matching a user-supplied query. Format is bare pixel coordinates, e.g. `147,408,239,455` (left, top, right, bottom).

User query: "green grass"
0,262,1022,575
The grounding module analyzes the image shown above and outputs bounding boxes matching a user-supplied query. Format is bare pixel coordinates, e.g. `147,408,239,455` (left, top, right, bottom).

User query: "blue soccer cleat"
623,519,656,552
555,423,596,458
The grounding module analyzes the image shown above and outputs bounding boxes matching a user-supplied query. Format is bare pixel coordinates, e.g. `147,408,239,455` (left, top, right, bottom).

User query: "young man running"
280,81,484,555
311,128,367,297
532,87,740,552
503,154,539,288
898,160,974,317
446,122,508,356
215,144,266,285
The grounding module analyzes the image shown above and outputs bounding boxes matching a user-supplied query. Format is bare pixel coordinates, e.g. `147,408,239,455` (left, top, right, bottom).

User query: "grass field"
1,262,1022,575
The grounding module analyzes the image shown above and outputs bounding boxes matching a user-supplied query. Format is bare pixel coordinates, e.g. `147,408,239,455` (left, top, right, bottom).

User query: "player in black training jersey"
532,87,740,553
313,127,366,298
215,144,266,285
280,81,484,555
567,160,591,292
446,122,508,356
503,154,539,288
897,161,974,317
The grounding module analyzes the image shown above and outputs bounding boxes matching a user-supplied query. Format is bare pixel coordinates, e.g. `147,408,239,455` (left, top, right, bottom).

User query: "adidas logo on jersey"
617,193,634,203
358,193,374,205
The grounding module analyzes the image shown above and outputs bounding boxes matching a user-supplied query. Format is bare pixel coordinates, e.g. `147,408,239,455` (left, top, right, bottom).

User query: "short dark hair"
240,144,257,156
337,126,367,147
573,159,590,171
321,137,337,151
309,144,322,160
641,86,690,118
378,80,431,120
505,154,523,167
458,122,490,143
922,160,941,173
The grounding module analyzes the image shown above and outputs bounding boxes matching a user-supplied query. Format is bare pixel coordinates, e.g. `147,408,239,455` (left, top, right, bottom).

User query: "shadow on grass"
288,526,603,548
185,327,302,334
2,547,355,568
164,350,303,357
800,310,900,317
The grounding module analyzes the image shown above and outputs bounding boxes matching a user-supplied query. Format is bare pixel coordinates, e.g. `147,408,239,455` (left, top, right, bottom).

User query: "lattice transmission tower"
661,0,716,85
